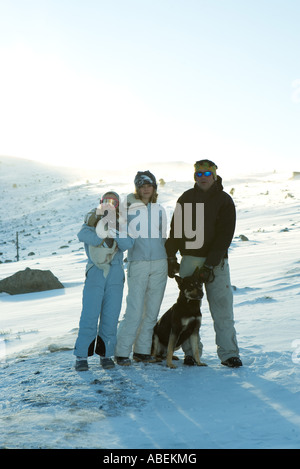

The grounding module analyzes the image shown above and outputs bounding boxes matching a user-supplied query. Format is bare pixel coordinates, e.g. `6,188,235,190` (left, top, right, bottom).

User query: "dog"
152,267,207,368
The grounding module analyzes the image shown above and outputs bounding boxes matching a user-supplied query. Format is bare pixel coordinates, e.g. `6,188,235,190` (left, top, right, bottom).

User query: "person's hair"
134,187,158,203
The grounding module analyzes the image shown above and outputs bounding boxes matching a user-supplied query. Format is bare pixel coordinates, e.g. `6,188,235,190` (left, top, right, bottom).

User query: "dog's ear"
174,275,183,286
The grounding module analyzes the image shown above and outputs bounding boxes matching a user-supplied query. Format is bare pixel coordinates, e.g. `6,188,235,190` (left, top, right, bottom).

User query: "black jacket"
165,176,236,266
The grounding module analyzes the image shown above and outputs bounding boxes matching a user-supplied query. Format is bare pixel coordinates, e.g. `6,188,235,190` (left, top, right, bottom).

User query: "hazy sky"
0,0,299,174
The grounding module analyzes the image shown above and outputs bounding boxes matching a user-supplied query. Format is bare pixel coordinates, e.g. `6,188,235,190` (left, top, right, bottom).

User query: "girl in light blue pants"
75,262,125,359
74,192,134,371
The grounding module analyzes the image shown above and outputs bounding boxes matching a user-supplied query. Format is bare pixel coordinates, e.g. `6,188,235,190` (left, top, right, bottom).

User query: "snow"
1,155,300,449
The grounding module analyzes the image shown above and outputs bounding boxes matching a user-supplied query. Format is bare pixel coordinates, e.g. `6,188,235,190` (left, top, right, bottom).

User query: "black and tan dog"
152,267,207,368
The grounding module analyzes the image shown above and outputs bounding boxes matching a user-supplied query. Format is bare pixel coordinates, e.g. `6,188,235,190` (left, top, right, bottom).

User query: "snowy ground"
1,156,300,449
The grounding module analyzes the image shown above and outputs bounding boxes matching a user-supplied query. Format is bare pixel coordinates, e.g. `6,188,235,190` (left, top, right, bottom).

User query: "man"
165,159,242,368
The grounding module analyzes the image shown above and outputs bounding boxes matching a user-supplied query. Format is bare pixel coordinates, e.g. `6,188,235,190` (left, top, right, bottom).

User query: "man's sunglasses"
100,197,119,208
195,171,212,177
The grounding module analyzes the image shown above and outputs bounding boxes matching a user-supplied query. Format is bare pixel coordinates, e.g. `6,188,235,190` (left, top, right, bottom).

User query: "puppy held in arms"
152,267,207,368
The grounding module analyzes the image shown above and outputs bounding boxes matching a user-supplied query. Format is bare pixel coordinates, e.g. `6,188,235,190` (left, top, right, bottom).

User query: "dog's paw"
154,356,163,362
167,362,177,369
196,361,207,367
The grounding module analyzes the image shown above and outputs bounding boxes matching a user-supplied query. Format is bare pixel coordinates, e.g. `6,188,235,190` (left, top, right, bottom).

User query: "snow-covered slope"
1,156,300,449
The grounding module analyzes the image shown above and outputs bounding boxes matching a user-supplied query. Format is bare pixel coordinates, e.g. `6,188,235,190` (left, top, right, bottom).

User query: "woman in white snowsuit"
74,191,134,371
115,171,168,365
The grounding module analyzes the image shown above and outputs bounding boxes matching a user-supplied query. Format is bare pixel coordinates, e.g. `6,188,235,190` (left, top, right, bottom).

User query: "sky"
0,0,299,176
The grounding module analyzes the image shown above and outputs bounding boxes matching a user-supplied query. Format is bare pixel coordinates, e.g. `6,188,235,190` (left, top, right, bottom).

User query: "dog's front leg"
166,331,179,369
152,334,163,362
190,329,207,367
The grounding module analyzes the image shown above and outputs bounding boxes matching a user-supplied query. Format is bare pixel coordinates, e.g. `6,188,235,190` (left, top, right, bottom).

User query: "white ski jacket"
124,193,167,262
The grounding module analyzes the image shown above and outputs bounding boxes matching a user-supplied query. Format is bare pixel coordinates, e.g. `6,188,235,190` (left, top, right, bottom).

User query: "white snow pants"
180,256,240,362
115,259,168,357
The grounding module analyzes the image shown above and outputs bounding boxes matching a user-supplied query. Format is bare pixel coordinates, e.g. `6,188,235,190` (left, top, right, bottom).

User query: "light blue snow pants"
74,263,125,358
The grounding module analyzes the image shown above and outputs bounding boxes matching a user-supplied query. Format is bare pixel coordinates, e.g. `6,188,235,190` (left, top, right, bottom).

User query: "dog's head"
174,267,204,301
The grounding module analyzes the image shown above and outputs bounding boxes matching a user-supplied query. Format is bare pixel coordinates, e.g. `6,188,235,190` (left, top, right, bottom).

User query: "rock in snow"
0,267,64,295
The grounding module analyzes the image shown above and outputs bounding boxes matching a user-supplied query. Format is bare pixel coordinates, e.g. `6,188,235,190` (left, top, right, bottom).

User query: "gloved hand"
167,257,180,278
84,208,101,227
198,265,215,283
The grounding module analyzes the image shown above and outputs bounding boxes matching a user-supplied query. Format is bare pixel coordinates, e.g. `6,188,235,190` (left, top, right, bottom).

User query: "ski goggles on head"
195,171,213,178
100,197,119,208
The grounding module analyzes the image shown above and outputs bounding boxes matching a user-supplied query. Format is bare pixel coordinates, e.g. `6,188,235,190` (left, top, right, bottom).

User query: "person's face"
96,194,119,215
195,170,215,191
138,183,154,201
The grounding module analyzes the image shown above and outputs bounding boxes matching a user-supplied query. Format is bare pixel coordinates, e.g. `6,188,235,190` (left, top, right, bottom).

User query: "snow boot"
115,356,131,366
100,357,115,369
221,357,243,368
133,353,156,363
183,355,197,366
75,358,89,371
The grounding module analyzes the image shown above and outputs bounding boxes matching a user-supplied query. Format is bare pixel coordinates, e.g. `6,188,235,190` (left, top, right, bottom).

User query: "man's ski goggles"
100,197,119,208
195,171,213,178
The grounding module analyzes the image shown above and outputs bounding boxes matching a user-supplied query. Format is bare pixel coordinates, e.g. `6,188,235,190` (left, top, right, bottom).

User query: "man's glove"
198,265,215,283
167,257,180,278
